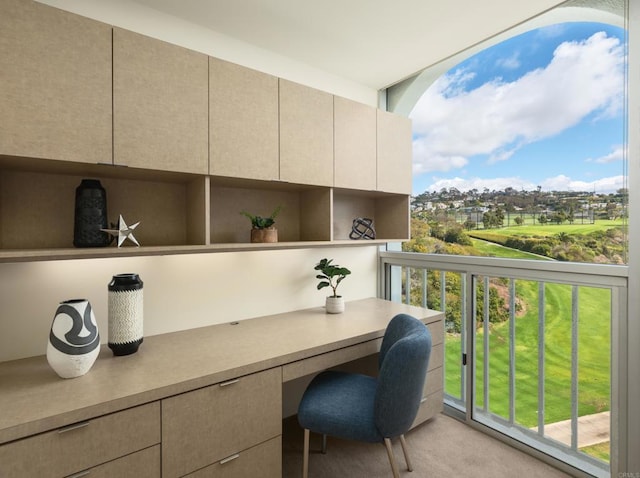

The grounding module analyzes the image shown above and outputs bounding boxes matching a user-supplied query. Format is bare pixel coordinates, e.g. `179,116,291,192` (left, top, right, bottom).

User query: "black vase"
108,273,144,356
73,179,111,247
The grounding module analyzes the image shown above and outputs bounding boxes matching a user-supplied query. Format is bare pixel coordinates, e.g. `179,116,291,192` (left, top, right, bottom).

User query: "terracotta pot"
251,227,278,243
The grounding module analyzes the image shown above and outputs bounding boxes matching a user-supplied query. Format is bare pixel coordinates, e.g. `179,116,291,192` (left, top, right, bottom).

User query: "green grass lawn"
471,239,554,260
472,219,625,238
429,220,616,465
445,281,611,428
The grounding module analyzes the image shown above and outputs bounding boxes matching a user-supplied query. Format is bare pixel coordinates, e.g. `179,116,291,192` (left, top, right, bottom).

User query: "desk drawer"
74,444,160,477
412,389,444,428
282,338,383,382
0,402,160,478
184,436,281,478
162,367,282,478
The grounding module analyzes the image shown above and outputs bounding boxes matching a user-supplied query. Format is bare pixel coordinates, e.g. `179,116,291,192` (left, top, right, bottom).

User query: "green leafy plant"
314,258,351,298
240,206,281,229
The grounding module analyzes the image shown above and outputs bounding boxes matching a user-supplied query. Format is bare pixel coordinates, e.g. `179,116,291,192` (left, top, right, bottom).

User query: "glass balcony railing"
378,250,628,478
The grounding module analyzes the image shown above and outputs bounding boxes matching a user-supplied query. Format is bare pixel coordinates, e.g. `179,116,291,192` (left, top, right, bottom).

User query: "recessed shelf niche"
209,178,331,244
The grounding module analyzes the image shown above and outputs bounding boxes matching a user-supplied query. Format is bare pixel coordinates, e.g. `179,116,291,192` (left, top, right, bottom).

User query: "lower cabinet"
184,437,281,478
161,367,282,478
0,402,160,478
79,445,160,477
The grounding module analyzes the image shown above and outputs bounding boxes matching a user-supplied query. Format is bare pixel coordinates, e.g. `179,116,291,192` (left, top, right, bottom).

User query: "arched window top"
387,0,626,116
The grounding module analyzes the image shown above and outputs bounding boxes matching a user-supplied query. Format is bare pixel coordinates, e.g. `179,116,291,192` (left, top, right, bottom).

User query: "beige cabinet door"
334,96,377,190
161,368,282,478
0,402,160,478
279,79,333,186
377,110,413,194
0,0,112,164
210,57,279,180
113,28,208,174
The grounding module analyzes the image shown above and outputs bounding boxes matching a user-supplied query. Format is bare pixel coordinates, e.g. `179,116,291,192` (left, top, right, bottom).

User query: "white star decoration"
101,215,141,247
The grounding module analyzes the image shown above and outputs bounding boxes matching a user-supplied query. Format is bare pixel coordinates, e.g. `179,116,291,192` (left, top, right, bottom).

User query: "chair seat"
298,370,382,443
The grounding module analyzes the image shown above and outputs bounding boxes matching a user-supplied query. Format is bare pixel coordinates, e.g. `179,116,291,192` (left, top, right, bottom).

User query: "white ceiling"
128,0,565,90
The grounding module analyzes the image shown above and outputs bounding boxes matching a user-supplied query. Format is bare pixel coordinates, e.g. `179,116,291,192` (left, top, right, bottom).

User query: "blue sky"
410,22,626,196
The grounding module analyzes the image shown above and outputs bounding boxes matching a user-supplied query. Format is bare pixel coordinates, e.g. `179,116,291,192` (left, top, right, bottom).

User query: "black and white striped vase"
108,273,144,356
46,299,100,379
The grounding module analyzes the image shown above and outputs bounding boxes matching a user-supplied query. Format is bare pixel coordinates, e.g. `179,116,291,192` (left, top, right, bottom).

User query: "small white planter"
325,296,345,314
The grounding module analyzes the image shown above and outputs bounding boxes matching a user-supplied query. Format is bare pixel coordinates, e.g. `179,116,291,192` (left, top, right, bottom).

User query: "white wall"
0,247,378,362
1,1,382,363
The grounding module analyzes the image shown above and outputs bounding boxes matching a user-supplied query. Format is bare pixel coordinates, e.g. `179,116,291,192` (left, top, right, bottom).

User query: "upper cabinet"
113,28,209,174
0,0,112,164
209,57,279,181
279,79,334,187
334,97,377,191
377,110,413,194
0,2,413,261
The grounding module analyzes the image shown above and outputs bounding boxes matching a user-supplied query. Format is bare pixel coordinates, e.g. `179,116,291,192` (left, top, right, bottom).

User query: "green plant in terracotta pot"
314,258,351,314
240,206,281,243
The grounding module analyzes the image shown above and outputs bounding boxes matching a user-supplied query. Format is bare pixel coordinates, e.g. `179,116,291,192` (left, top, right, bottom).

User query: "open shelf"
333,189,410,241
210,177,331,244
0,157,407,263
0,240,395,263
0,156,207,252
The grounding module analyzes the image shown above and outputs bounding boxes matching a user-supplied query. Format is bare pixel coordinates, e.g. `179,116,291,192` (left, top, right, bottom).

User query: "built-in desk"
0,298,443,477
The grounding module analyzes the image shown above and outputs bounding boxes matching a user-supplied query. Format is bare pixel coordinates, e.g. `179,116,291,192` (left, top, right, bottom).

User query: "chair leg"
303,428,310,478
321,433,327,454
383,438,401,478
399,434,413,471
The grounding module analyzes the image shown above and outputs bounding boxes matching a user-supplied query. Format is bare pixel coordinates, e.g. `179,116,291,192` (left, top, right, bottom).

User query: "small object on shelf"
73,179,111,248
108,273,144,356
349,217,376,240
240,206,281,243
46,299,100,379
314,258,351,314
101,214,141,247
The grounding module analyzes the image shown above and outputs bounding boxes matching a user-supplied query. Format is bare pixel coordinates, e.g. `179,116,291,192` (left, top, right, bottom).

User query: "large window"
390,0,628,266
384,1,629,476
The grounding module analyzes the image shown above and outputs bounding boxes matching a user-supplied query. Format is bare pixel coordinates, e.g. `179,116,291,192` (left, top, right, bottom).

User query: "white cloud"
539,174,625,193
496,52,521,70
412,139,467,173
425,176,536,193
410,31,625,175
586,144,625,164
424,174,625,194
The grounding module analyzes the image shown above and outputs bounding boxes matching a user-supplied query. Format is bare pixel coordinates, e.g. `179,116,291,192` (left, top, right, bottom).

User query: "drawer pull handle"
220,453,240,465
67,471,91,478
58,421,90,434
420,397,428,404
219,378,240,387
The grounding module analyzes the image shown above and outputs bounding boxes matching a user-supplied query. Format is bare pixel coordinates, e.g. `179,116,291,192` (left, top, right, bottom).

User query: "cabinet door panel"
0,0,112,164
113,28,208,174
0,402,160,478
377,110,412,194
210,58,279,180
279,80,333,186
162,367,282,478
184,437,281,478
81,445,160,478
334,97,377,190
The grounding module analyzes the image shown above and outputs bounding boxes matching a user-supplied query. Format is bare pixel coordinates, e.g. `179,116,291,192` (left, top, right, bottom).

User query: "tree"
514,216,524,226
538,214,548,224
463,216,476,230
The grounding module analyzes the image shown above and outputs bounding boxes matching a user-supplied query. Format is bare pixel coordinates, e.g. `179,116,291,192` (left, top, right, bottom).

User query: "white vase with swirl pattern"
46,299,100,379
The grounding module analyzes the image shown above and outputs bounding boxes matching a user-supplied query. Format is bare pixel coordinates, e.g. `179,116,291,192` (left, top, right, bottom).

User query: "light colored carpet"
282,413,572,478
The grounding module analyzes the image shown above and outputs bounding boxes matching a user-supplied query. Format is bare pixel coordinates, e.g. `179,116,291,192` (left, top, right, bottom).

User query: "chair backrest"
374,313,432,439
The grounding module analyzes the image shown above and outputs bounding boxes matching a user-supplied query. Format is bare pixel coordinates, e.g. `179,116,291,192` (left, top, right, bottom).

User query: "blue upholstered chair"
298,313,432,478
